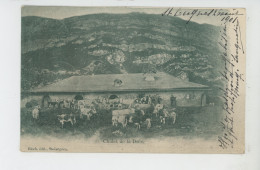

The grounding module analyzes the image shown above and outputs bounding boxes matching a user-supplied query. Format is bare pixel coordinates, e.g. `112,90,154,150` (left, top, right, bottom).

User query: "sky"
21,6,226,26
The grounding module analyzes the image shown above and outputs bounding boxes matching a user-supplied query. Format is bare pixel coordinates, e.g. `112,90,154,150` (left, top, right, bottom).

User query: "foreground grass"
21,106,223,140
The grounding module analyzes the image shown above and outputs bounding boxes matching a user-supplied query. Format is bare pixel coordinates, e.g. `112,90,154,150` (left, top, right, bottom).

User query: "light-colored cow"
134,104,152,110
168,111,177,124
121,99,133,106
134,122,141,130
144,118,152,129
161,109,177,125
57,113,76,129
32,106,40,120
119,115,128,128
80,107,96,120
153,104,164,117
112,108,135,128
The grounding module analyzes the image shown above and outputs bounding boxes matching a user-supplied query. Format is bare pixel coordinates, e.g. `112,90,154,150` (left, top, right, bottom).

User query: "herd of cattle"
31,98,177,130
111,104,176,130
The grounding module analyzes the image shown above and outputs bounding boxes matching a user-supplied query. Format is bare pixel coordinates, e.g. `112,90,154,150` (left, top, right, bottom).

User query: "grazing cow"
144,118,152,129
134,122,141,130
126,114,140,130
80,108,91,120
80,107,96,120
126,110,147,130
57,113,76,129
153,104,164,117
161,109,177,125
32,106,40,120
159,116,166,124
112,108,135,128
127,115,134,124
126,115,141,130
118,115,128,128
168,111,177,124
134,104,152,110
112,108,135,117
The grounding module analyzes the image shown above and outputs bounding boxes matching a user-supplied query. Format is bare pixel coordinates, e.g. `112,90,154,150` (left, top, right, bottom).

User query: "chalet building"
21,72,209,108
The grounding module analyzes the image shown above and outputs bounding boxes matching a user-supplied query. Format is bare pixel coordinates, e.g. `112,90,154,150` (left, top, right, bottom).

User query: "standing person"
158,96,162,104
147,95,152,104
32,105,40,123
170,95,176,107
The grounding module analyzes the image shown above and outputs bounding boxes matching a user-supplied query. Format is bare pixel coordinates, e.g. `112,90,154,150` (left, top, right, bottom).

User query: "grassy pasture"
21,106,223,140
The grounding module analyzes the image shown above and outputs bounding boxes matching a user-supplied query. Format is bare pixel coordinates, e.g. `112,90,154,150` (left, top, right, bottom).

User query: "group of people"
47,99,85,110
134,94,163,105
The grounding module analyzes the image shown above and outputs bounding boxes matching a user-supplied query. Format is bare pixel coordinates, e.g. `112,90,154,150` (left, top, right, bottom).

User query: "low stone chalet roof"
29,72,209,93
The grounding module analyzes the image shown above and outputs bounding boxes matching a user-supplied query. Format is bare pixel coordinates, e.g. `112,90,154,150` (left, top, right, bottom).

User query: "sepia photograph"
20,6,246,153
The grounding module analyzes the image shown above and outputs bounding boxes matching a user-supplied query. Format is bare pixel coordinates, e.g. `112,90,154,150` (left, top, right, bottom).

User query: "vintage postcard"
20,6,246,153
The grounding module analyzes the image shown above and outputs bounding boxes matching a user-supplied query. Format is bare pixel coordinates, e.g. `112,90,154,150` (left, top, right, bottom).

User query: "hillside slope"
21,13,223,91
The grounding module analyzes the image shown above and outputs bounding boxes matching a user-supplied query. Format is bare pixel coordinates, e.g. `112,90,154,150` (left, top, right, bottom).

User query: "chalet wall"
21,90,207,108
144,91,205,107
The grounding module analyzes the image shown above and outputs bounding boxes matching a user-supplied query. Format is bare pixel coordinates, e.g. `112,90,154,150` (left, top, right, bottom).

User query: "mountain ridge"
21,13,223,92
